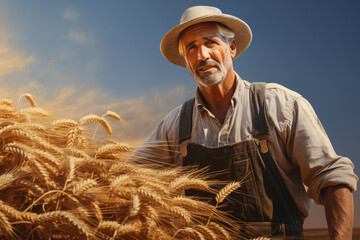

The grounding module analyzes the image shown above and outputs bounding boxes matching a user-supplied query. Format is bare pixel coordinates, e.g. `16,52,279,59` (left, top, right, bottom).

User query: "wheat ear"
172,196,216,212
173,227,206,240
95,143,132,158
169,176,211,192
110,175,130,189
0,172,18,191
20,107,50,117
194,225,217,240
208,222,231,240
0,98,12,106
92,111,121,140
206,181,242,227
215,181,242,204
36,211,92,238
79,114,113,135
104,110,122,121
0,200,37,221
112,220,142,238
51,119,79,128
24,93,36,107
72,178,98,195
0,211,14,237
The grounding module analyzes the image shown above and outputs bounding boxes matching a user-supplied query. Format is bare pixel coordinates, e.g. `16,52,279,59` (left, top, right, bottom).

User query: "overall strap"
250,82,269,154
250,82,268,137
179,97,195,144
250,82,304,227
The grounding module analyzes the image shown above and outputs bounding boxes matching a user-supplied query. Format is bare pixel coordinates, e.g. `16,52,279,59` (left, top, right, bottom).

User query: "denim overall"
179,83,304,239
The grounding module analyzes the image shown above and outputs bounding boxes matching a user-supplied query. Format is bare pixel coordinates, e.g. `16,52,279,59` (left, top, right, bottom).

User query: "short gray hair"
178,22,235,56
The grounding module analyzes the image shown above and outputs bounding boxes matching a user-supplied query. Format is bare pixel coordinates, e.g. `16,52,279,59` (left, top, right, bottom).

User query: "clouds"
63,8,87,45
43,85,188,142
0,33,34,77
0,47,34,77
67,29,87,44
63,8,79,22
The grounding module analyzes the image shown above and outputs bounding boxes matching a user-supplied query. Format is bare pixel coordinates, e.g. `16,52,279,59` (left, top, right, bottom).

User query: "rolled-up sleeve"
286,96,358,204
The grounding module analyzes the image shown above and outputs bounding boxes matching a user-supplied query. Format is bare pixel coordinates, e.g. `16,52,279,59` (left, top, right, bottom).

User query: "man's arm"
321,185,354,240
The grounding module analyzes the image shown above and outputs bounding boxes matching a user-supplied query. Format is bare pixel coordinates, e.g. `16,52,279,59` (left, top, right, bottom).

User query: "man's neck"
198,70,236,124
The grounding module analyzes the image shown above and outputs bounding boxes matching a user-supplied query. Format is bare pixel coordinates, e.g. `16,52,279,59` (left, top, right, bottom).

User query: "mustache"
195,59,220,72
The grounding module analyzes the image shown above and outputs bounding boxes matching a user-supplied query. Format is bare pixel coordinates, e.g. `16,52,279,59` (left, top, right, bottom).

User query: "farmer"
133,6,358,239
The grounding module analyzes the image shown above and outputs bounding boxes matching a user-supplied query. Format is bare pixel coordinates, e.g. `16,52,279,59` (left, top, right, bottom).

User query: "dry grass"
0,95,251,240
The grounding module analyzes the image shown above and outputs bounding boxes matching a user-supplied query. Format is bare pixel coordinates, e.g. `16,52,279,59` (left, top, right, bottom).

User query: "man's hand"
322,185,354,240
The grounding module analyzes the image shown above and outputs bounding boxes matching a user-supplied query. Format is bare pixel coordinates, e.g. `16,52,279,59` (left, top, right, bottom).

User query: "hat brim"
160,14,252,67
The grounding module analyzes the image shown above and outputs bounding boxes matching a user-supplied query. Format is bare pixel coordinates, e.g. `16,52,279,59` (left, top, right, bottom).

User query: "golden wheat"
129,194,141,217
0,94,249,240
104,110,122,121
95,143,132,158
215,181,242,204
20,107,50,117
170,175,212,192
0,98,13,106
51,118,79,128
24,93,37,107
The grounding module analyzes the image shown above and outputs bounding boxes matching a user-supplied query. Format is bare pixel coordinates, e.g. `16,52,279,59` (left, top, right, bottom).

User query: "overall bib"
179,83,304,239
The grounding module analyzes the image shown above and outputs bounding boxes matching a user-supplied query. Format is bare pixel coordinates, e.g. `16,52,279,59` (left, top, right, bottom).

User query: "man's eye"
186,45,196,52
206,40,217,46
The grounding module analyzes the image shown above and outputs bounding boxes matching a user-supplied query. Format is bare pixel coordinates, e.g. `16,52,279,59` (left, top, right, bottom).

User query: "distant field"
304,227,360,239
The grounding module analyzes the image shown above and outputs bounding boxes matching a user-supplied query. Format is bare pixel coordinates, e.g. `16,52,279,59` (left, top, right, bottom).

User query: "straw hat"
160,6,252,67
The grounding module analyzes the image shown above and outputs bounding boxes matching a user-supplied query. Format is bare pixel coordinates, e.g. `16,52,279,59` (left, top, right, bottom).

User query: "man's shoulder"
260,82,305,127
242,79,303,102
265,82,302,100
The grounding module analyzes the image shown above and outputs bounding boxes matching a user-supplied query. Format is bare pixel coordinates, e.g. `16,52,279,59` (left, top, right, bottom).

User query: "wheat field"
0,94,264,240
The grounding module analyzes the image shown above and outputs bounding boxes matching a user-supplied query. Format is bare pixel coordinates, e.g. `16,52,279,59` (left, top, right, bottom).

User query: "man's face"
179,23,236,87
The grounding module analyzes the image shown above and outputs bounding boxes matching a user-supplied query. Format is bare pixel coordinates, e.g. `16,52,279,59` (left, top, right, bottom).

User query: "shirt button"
215,120,220,125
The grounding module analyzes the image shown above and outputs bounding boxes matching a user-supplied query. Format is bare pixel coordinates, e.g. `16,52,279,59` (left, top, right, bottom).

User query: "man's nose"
198,45,210,61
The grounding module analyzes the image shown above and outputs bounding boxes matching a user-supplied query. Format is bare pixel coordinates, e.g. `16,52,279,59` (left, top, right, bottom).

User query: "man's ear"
229,39,237,58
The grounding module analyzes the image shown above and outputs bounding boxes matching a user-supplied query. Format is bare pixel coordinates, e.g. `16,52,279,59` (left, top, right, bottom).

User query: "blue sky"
0,0,359,228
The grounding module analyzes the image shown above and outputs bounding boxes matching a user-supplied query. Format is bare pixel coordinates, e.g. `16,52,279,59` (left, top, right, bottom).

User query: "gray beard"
194,70,225,87
192,59,227,87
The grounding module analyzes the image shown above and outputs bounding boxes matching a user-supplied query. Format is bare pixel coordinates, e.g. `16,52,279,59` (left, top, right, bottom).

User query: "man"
133,6,358,239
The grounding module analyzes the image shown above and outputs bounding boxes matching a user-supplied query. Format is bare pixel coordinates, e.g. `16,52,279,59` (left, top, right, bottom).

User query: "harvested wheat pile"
0,95,244,240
